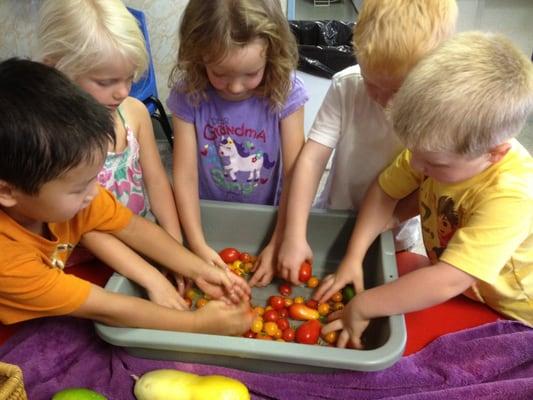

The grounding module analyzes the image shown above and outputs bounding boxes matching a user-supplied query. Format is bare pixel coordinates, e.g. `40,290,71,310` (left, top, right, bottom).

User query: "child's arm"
322,261,475,348
71,284,253,336
314,178,399,302
171,116,226,269
249,107,306,286
125,97,182,242
275,139,333,285
80,231,189,310
113,214,251,303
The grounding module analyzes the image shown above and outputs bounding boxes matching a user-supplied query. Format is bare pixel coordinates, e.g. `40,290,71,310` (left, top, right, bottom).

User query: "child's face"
409,149,492,184
205,38,267,102
7,154,104,229
75,57,135,111
360,66,404,107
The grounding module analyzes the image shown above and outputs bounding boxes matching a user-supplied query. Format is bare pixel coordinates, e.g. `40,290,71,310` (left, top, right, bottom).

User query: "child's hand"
145,273,190,311
193,300,254,336
194,243,227,270
277,237,313,285
321,298,369,349
313,260,364,304
193,263,251,304
172,273,193,297
248,242,276,287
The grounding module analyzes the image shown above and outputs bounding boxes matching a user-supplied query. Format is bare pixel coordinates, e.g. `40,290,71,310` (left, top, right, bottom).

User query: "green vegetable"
52,388,107,400
342,284,356,303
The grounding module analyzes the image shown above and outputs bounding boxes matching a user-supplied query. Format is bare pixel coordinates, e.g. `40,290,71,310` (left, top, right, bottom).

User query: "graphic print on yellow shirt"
50,242,75,269
423,196,460,263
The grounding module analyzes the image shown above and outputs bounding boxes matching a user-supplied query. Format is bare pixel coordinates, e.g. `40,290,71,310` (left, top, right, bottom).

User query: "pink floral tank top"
97,108,152,218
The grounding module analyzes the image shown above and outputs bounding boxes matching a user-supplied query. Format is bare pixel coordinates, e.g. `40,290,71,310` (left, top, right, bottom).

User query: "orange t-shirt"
0,186,132,324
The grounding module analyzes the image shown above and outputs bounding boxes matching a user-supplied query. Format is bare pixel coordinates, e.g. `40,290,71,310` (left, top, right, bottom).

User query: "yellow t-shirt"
0,186,133,324
379,140,533,326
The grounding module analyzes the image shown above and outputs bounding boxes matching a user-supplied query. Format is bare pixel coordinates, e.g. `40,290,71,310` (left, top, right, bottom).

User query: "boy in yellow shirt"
0,58,252,336
316,32,533,348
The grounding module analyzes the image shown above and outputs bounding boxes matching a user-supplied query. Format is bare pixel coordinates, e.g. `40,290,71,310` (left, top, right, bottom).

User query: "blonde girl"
38,0,189,305
168,0,308,286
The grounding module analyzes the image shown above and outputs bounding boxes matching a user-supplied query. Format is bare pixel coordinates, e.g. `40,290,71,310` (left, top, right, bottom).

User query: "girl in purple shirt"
167,0,308,286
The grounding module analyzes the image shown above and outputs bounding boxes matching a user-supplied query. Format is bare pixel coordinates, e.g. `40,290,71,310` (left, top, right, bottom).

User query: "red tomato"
298,261,312,283
296,320,321,345
242,330,256,339
263,309,279,322
278,282,292,297
277,307,289,319
289,304,320,321
282,327,295,342
219,247,240,264
239,252,252,263
305,299,318,310
276,318,290,331
268,296,285,311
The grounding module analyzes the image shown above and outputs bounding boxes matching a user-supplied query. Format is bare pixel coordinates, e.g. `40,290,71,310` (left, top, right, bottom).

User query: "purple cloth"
1,317,532,399
167,75,308,205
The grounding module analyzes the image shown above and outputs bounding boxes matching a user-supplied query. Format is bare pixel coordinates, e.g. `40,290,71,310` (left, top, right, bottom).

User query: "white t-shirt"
308,65,420,250
309,65,404,210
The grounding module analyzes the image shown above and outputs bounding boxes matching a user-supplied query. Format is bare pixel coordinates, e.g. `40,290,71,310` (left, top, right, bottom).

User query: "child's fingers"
313,274,336,303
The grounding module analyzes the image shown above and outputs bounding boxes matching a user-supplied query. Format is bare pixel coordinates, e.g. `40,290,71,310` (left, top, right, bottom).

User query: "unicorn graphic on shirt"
218,137,274,182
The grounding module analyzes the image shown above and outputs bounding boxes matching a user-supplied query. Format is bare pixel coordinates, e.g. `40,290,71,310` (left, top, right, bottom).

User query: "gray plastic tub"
95,200,406,372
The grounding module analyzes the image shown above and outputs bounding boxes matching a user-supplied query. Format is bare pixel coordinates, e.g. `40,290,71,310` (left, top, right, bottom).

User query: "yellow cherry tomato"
251,317,263,333
283,297,293,307
294,296,305,304
254,306,265,316
263,321,279,337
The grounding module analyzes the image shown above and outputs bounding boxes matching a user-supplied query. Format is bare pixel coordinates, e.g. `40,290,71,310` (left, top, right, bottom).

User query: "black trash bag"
290,20,357,79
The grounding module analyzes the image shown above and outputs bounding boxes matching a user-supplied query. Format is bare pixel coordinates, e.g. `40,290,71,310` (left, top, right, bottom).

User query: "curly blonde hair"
354,0,457,77
169,0,298,109
37,0,148,81
392,32,533,156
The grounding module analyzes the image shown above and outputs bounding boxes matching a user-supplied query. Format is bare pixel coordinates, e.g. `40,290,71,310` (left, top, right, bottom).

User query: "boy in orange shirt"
0,58,252,336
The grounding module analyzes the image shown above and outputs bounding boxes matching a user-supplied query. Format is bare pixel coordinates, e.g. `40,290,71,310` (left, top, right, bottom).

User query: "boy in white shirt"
277,0,458,287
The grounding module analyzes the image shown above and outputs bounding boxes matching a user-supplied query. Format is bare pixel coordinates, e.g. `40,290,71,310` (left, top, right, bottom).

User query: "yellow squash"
133,369,250,400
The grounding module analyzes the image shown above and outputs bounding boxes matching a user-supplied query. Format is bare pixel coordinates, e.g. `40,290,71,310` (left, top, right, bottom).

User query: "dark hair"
0,58,115,194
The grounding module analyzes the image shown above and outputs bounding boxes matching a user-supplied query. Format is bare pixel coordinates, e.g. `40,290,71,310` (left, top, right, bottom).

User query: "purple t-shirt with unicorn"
167,75,308,205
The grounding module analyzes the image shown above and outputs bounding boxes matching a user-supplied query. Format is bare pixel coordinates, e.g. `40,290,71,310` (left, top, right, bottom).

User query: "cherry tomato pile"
186,247,355,346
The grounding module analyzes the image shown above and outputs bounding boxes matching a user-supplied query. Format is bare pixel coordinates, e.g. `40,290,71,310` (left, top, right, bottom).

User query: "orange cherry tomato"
219,247,240,264
317,302,330,316
196,298,208,308
289,304,320,321
293,296,305,304
283,297,293,307
298,261,312,283
296,319,321,344
331,291,343,303
307,276,319,288
322,330,338,345
251,317,263,333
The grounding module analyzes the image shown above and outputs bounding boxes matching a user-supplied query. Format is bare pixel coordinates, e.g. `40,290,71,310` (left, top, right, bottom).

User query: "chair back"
128,7,158,114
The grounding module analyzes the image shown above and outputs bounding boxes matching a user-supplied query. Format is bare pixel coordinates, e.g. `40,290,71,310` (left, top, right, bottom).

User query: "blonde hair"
354,0,457,77
169,0,298,109
392,32,533,156
37,0,148,81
